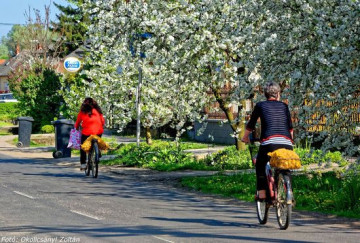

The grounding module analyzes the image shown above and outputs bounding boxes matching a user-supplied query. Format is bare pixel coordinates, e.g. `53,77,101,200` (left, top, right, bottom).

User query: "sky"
0,0,72,39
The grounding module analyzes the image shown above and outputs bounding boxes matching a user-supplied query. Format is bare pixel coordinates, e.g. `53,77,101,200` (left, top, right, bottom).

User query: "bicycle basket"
81,135,109,153
268,148,301,169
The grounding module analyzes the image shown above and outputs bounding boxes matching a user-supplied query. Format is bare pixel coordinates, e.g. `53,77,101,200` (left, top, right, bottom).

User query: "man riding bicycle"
242,82,294,200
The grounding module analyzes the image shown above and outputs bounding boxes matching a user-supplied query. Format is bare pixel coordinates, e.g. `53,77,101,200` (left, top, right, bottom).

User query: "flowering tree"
168,0,251,150
79,0,359,155
237,0,360,156
82,0,210,144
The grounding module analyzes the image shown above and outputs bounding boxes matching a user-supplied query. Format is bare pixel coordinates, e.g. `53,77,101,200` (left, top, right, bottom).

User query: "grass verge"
11,135,54,147
100,143,251,171
181,170,360,219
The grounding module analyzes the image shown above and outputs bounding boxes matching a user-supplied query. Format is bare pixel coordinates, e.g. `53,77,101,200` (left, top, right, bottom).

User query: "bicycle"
248,136,294,230
85,138,100,178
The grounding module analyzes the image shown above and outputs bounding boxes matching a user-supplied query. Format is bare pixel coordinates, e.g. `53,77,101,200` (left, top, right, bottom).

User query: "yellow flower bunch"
268,148,301,169
81,135,110,153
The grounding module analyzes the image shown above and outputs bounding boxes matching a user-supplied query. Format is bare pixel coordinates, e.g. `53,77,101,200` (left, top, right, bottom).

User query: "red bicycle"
249,137,293,230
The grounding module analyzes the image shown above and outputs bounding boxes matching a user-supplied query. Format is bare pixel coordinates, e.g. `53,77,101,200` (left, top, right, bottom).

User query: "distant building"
0,46,23,93
0,60,11,93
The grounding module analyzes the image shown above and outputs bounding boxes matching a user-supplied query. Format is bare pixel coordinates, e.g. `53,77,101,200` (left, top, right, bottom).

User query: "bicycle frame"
265,162,276,200
266,164,293,205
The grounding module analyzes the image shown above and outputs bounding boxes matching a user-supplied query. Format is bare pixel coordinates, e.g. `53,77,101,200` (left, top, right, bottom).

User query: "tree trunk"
212,88,246,150
236,100,247,151
235,137,244,150
145,126,152,145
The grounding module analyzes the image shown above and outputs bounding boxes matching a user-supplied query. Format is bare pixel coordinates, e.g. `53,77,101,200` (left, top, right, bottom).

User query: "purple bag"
67,129,81,150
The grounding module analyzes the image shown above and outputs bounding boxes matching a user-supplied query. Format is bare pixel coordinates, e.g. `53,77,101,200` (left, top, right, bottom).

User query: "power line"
0,23,22,26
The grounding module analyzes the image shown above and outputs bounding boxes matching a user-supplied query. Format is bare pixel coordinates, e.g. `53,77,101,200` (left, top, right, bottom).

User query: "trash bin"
52,119,74,158
16,117,34,148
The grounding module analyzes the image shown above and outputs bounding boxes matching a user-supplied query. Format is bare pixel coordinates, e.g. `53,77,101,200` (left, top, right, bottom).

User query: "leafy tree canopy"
1,25,27,57
0,43,9,59
52,0,89,56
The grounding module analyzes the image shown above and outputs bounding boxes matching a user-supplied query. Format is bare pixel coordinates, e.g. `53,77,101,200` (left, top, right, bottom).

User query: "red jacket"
75,108,105,136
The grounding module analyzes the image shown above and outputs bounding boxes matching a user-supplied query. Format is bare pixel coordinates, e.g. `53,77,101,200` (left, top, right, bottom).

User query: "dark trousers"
80,134,102,164
256,143,293,191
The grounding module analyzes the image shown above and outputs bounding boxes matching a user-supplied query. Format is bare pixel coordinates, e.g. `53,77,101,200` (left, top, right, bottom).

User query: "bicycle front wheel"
256,192,269,224
89,142,99,178
276,173,292,230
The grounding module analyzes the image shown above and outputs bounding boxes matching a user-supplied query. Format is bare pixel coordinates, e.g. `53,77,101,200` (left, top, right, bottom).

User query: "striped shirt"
246,100,293,146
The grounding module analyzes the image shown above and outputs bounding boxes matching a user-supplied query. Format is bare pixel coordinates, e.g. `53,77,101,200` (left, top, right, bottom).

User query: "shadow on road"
1,156,359,234
0,225,317,243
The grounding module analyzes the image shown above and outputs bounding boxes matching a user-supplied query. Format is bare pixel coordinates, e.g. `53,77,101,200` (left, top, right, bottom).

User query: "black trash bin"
16,117,34,148
52,119,74,158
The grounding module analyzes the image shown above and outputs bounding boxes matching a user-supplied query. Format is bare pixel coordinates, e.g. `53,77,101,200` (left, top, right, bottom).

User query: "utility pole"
130,32,151,147
135,62,142,147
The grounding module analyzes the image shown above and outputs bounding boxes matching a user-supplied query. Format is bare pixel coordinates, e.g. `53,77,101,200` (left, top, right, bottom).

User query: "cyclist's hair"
81,97,103,117
264,82,281,99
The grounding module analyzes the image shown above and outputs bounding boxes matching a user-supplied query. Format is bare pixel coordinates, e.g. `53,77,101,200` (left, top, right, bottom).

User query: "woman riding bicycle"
242,82,294,200
75,97,105,170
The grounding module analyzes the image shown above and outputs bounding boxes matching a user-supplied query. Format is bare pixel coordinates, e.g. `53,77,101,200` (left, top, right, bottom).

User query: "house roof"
0,61,11,77
65,45,90,59
0,52,29,77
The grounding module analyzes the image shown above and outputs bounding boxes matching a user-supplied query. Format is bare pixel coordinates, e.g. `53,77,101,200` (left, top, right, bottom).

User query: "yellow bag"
268,148,301,169
81,135,110,153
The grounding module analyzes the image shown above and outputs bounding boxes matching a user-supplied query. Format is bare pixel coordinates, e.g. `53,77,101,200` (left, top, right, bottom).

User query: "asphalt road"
0,151,359,243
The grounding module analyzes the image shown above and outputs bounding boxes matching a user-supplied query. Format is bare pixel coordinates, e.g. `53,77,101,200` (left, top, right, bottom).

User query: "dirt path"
0,134,55,159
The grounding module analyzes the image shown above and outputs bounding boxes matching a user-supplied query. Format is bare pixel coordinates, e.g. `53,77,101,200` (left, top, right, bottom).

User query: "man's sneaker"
80,164,87,170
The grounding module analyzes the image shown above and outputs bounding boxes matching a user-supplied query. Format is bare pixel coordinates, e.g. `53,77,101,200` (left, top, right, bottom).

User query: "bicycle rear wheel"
89,141,99,178
276,172,292,230
256,193,269,224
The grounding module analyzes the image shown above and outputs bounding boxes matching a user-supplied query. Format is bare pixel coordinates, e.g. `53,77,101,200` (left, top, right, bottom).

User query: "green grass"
0,121,14,127
181,170,360,219
12,137,49,147
99,140,349,172
100,142,251,171
100,142,211,171
148,139,210,150
0,131,11,136
182,172,256,201
199,146,253,170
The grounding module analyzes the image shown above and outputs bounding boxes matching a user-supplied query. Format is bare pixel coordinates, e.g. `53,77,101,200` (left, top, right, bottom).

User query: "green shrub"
9,64,63,132
40,125,55,133
101,142,202,171
200,146,253,170
294,147,348,166
0,103,20,122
